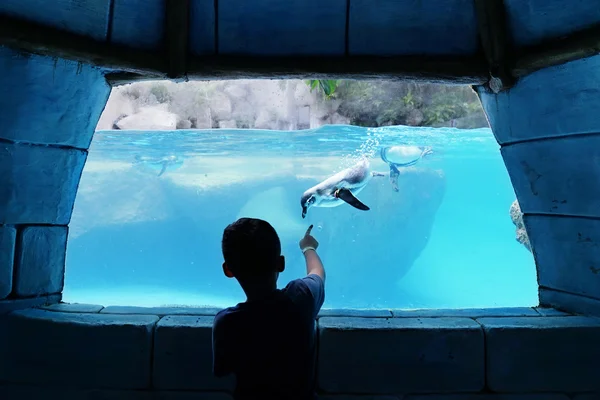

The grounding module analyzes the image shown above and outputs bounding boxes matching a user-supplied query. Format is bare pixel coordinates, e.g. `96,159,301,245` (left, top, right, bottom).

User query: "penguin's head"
301,192,317,219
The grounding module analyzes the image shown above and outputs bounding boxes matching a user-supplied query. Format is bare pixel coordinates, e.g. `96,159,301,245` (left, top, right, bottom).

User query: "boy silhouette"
212,218,326,400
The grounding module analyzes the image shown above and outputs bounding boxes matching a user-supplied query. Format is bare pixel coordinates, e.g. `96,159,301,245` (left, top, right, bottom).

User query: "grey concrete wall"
477,54,600,317
0,304,599,399
0,47,110,314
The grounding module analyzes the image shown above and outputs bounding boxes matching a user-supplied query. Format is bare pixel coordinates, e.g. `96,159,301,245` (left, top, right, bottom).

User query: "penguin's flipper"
335,188,370,211
157,163,168,177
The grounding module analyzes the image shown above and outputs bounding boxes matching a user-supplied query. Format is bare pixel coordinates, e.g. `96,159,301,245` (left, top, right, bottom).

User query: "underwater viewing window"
63,79,538,309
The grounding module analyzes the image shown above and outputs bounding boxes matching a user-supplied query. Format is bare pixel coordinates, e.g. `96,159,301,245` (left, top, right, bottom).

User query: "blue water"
63,125,538,309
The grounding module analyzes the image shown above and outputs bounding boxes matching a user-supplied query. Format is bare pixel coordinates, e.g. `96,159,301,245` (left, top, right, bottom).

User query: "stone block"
0,385,151,400
540,288,600,317
41,302,104,313
405,395,570,400
504,0,600,47
0,226,16,299
534,306,571,317
0,385,234,400
0,142,87,224
0,0,110,41
573,395,600,400
349,0,478,55
218,0,346,55
101,305,222,316
111,0,165,50
318,317,484,393
153,315,235,390
479,316,600,392
189,0,216,56
0,309,158,389
0,47,111,148
318,396,402,400
0,294,61,315
502,135,600,217
13,226,67,297
477,54,600,144
392,307,538,318
523,215,600,299
318,308,392,318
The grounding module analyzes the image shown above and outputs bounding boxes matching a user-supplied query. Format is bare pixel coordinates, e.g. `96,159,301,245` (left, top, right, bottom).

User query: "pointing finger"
305,225,313,236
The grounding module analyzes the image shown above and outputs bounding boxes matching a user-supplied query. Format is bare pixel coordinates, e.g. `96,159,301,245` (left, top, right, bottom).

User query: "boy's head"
221,218,285,285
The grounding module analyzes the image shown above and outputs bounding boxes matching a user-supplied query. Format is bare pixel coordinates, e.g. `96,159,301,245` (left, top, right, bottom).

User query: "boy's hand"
299,225,319,253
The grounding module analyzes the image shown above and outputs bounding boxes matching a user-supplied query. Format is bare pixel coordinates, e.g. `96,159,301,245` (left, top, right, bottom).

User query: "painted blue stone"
502,135,600,217
318,317,484,393
0,308,158,389
153,316,234,390
534,306,572,317
318,308,392,318
524,215,600,301
479,316,600,392
0,226,16,299
0,386,234,400
349,0,479,56
0,294,61,315
41,302,104,313
0,47,111,149
14,226,68,297
110,0,165,50
0,0,110,41
392,307,539,318
100,305,222,316
405,395,570,400
218,0,346,55
477,54,600,145
540,288,600,317
189,0,216,56
505,0,600,47
0,142,87,225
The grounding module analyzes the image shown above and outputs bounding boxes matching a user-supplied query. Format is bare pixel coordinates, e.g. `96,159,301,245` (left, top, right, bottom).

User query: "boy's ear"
277,255,285,273
223,262,235,278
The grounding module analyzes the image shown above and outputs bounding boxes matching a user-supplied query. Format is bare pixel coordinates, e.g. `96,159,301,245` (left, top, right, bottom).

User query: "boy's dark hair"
222,218,282,279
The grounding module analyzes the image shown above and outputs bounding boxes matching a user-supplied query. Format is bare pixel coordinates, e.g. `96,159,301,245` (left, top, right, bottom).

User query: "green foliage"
305,79,341,99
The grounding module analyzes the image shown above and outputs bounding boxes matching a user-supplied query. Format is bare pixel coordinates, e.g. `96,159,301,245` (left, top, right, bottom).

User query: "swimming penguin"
300,158,381,218
380,145,433,192
133,154,183,177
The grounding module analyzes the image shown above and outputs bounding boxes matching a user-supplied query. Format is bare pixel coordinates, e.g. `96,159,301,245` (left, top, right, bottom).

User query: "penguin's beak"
302,205,308,219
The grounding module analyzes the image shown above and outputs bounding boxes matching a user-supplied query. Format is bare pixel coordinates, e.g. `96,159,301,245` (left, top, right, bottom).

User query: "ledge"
40,303,573,319
2,303,596,395
0,293,61,314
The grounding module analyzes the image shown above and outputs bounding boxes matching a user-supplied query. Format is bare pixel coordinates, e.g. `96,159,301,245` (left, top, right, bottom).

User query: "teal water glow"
63,125,538,309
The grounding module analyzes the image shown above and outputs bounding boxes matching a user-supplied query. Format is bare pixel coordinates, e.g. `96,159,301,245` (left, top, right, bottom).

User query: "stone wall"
0,303,599,399
0,47,110,314
477,54,600,317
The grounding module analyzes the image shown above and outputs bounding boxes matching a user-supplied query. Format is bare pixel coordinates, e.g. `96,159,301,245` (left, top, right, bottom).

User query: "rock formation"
510,199,531,252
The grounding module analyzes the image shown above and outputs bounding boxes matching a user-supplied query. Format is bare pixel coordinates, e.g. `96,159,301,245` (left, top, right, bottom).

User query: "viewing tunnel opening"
63,78,538,310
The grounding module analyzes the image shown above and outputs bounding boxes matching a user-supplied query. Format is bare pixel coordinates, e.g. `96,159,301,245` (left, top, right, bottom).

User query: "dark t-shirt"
212,274,325,400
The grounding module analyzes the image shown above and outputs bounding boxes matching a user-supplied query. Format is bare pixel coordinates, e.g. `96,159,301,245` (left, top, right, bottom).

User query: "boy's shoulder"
213,304,240,327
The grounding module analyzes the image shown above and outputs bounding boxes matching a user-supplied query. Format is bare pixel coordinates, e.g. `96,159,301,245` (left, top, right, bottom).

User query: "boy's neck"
241,277,278,302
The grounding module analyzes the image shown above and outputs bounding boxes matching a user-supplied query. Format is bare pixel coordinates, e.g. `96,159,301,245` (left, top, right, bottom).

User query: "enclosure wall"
477,54,600,317
0,47,110,313
1,304,600,399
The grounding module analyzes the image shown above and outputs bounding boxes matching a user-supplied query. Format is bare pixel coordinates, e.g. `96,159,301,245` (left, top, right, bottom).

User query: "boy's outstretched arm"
299,225,325,283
